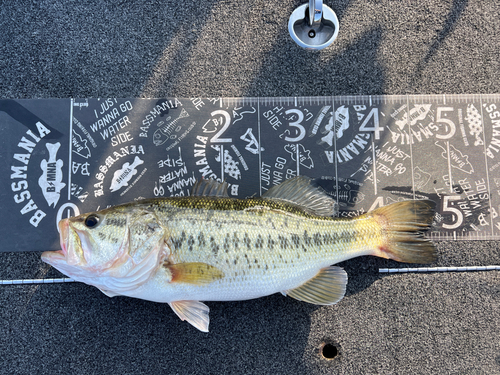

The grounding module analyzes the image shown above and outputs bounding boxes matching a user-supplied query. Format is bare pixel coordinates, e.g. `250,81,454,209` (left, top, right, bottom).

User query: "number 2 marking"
210,110,232,143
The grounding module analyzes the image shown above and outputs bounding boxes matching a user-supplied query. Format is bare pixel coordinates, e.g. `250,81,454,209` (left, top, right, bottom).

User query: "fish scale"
115,197,375,302
42,177,436,332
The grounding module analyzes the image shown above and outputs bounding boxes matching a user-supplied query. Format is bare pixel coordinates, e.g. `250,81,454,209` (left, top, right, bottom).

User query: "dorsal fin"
262,176,338,217
191,178,229,197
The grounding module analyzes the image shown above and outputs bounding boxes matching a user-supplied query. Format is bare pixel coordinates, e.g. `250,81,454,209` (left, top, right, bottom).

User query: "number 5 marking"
442,195,463,229
435,107,456,139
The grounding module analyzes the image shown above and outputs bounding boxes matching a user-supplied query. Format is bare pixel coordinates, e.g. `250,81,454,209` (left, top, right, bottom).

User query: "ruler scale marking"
2,95,500,255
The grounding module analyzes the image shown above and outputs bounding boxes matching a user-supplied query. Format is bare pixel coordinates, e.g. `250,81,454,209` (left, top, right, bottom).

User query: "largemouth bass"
42,176,436,332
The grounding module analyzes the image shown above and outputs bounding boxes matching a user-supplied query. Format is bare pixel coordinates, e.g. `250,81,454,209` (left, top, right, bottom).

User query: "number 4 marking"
359,108,384,140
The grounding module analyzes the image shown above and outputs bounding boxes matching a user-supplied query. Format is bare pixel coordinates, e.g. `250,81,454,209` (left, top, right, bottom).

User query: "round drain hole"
320,342,339,360
308,30,316,38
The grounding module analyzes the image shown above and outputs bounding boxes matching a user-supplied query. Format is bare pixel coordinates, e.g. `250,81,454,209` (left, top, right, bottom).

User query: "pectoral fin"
164,262,224,285
169,300,210,332
284,266,348,305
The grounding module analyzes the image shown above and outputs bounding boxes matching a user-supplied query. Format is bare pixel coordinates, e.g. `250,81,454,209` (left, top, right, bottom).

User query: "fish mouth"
58,219,69,257
41,249,66,266
41,220,70,265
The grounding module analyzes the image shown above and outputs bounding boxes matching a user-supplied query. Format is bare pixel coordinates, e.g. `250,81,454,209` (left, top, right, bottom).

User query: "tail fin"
370,200,436,264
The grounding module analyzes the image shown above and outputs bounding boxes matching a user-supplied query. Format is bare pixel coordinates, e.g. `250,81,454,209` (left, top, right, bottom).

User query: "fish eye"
84,214,100,228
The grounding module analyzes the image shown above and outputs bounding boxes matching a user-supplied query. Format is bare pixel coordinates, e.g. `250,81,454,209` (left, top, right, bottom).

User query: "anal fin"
169,300,210,332
284,266,347,305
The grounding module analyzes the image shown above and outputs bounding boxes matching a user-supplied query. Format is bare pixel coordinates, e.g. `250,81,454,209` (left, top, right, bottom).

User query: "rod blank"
379,266,500,273
1,278,75,285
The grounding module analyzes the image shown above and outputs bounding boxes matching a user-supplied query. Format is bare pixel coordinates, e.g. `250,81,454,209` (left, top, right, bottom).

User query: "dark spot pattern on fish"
278,235,289,249
210,236,219,256
223,233,231,253
283,218,289,228
106,217,127,228
290,234,300,245
313,233,322,246
233,232,239,250
243,233,251,249
171,238,181,249
323,232,337,244
187,235,194,251
303,230,312,246
198,233,206,247
267,218,276,230
267,235,275,250
255,234,263,249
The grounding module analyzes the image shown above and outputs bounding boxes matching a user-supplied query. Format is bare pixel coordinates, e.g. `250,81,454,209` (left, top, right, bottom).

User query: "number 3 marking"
284,109,306,142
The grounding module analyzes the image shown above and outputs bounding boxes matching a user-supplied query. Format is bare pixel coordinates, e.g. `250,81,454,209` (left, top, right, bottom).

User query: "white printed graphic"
284,144,314,169
337,184,365,206
38,142,66,208
72,129,91,159
232,107,256,124
395,104,432,130
110,156,144,192
309,106,332,136
435,141,474,174
153,108,189,146
465,104,484,146
70,183,89,203
215,148,241,180
71,161,90,176
319,105,349,147
413,166,431,189
240,128,264,154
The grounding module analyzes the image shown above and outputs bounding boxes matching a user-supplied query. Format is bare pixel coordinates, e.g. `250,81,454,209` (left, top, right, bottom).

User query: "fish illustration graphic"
110,156,145,192
414,167,431,189
72,130,91,159
319,105,350,147
284,144,314,169
395,104,432,130
153,109,189,146
39,142,66,207
435,141,474,175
